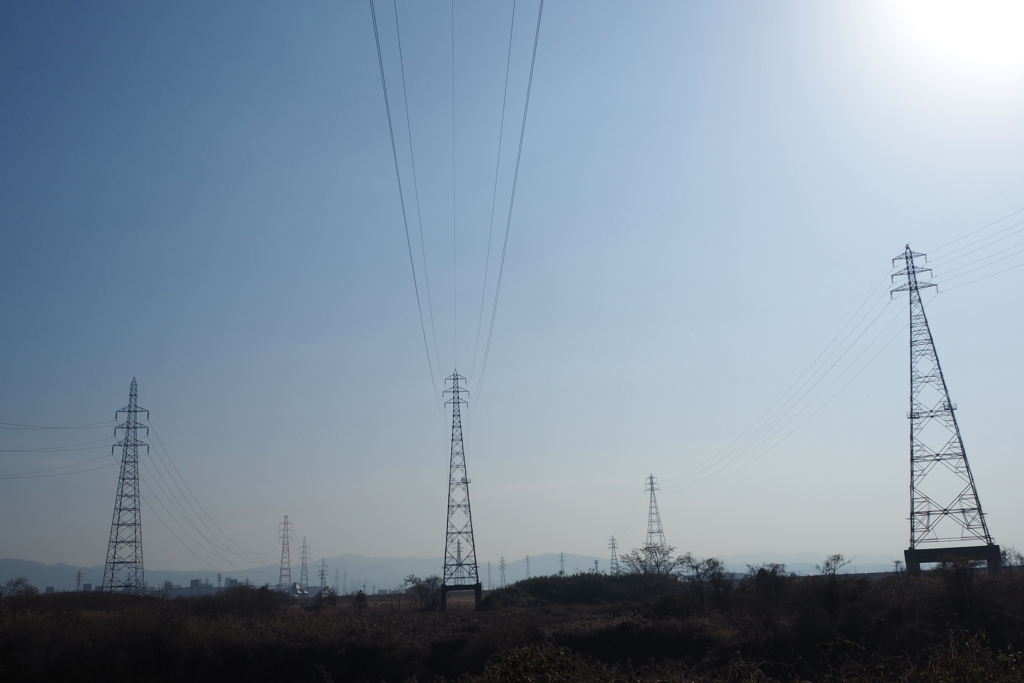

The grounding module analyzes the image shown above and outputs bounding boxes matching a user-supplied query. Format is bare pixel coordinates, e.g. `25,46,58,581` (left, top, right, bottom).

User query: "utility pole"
440,371,482,609
278,516,293,591
299,537,310,589
102,378,148,594
892,246,1000,574
609,536,620,575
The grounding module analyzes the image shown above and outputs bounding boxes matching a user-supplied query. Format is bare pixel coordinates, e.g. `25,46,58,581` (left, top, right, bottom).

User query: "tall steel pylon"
892,246,1000,574
318,559,328,592
646,474,667,550
609,536,620,575
278,515,293,590
299,537,310,589
440,370,482,609
102,378,148,594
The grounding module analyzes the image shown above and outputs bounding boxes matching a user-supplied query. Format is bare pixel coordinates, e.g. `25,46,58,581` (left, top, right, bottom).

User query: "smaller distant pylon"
609,536,620,575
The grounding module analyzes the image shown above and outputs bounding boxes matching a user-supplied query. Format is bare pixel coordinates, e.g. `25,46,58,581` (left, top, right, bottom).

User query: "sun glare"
898,0,1024,66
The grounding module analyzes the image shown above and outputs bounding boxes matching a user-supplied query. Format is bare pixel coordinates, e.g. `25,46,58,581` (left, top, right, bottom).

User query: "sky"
2,1,1024,576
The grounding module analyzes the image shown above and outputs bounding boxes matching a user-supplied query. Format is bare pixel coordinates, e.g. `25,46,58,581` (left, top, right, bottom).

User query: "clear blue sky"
2,1,1023,574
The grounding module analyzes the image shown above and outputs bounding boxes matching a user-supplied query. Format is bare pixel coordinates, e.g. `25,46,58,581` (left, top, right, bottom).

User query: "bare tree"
403,575,440,609
1001,546,1024,571
620,544,680,576
0,577,38,598
680,555,727,610
814,554,852,577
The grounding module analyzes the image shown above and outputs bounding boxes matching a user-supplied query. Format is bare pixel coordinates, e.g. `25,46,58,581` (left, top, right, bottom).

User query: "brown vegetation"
1,564,1024,681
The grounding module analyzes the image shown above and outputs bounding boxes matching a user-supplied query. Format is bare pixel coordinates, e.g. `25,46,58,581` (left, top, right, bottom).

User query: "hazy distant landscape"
0,551,904,594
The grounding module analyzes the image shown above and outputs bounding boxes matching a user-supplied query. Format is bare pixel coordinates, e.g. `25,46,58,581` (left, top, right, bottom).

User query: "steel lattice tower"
299,537,310,588
278,516,293,591
892,246,1000,574
318,559,328,592
646,474,667,550
102,378,148,594
609,536,620,575
440,370,482,609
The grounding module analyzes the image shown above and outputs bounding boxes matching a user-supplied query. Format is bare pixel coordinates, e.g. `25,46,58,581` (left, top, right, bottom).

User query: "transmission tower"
525,555,531,579
499,556,506,587
559,552,565,576
299,537,310,588
102,378,148,594
441,371,482,609
75,569,83,592
892,246,1000,574
609,536,620,575
646,474,668,550
278,516,293,591
318,559,328,592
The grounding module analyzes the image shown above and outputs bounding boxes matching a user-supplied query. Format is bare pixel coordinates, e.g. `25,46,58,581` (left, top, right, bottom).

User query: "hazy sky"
3,1,1024,575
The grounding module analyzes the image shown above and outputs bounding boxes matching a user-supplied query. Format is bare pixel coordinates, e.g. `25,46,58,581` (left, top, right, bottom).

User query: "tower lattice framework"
646,474,667,550
441,370,482,608
102,377,148,594
300,537,310,588
278,516,293,590
892,246,999,573
609,536,620,575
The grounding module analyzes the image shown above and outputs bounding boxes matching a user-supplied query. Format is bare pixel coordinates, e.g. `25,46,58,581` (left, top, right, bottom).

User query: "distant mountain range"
1,551,902,593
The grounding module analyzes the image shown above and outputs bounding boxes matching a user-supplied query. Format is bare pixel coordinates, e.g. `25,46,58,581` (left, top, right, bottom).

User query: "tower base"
440,583,482,611
904,544,1002,576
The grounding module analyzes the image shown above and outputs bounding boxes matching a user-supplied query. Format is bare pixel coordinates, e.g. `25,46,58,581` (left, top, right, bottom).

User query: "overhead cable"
472,0,545,409
369,0,443,408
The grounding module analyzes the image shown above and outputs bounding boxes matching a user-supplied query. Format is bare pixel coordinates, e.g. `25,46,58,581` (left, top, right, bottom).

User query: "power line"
369,0,443,407
926,205,1024,256
945,260,1024,292
472,0,545,409
0,454,112,479
668,308,908,494
0,462,116,480
469,0,518,386
0,420,114,430
148,421,270,559
451,0,458,371
930,218,1024,266
661,271,896,488
392,0,443,386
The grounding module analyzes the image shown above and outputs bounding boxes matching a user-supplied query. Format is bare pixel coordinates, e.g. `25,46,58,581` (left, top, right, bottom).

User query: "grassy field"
2,565,1023,681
